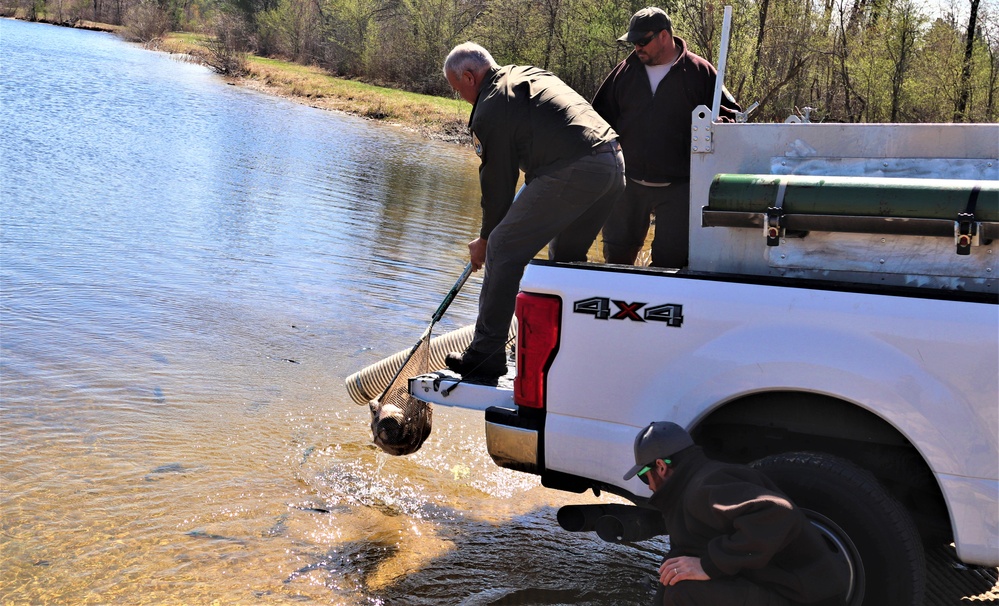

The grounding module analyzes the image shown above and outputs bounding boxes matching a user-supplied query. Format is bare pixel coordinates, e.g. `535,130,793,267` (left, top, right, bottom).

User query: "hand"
659,556,710,586
468,237,487,271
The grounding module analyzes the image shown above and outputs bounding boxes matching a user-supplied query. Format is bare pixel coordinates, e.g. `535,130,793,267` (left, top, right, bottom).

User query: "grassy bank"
155,33,472,144
0,13,123,32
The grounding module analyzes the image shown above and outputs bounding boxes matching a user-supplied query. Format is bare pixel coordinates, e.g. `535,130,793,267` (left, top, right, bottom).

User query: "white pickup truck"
408,115,999,605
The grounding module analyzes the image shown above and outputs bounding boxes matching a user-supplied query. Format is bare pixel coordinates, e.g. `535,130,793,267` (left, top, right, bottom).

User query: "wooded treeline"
6,0,997,122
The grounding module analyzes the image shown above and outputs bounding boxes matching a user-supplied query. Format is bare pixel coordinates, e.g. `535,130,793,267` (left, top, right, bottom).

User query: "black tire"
751,452,926,606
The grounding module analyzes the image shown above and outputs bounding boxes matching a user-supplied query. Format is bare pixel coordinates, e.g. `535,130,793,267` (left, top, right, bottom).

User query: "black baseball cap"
623,421,693,480
618,7,674,43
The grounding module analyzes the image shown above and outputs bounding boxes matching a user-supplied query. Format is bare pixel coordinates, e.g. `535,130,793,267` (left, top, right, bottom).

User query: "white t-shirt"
645,63,672,95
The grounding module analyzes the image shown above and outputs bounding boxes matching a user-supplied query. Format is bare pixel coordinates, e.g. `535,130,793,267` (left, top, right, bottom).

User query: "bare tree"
120,1,171,42
884,0,923,120
203,11,250,76
752,0,770,80
981,4,999,120
955,0,981,120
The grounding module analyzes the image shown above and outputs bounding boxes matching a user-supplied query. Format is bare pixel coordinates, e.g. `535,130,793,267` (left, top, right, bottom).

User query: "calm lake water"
0,19,663,605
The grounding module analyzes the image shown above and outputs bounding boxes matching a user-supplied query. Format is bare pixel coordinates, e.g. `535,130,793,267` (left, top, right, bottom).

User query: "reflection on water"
0,19,662,604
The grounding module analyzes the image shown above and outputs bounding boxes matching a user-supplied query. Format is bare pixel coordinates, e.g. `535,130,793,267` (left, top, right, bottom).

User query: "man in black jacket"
441,42,625,383
625,422,848,605
593,7,740,268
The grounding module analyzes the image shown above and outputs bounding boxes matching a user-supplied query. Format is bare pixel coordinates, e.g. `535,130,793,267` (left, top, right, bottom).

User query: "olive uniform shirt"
469,65,617,239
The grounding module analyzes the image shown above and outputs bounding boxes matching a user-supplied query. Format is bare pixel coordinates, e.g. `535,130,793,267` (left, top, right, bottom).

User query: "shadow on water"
282,538,400,587
387,516,660,606
275,502,662,606
270,443,665,606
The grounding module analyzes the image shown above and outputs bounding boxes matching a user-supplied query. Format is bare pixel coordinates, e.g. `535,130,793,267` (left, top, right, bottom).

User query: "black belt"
592,140,621,155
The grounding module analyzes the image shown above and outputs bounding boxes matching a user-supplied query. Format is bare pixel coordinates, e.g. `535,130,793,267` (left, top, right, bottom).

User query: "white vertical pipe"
711,5,733,122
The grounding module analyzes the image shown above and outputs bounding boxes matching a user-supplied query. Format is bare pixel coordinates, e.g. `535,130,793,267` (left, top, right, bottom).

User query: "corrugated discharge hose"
344,325,477,406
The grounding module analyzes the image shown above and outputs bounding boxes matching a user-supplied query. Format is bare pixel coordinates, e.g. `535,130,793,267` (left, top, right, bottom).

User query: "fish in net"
368,263,474,456
369,333,434,456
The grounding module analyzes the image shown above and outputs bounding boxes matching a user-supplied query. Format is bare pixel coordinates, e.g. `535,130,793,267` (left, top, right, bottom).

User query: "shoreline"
1,15,122,32
152,34,473,146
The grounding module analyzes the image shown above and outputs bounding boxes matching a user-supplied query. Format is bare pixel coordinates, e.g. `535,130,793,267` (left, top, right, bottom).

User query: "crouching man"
624,422,849,606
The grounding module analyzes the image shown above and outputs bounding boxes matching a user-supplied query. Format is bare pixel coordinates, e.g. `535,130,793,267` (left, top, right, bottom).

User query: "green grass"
168,31,208,45
161,34,471,143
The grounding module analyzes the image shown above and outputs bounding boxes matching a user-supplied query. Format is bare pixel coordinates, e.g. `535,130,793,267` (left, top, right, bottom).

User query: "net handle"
375,262,475,403
431,261,473,324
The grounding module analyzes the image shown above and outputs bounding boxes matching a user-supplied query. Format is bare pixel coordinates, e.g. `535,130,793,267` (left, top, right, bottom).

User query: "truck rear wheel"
751,451,925,606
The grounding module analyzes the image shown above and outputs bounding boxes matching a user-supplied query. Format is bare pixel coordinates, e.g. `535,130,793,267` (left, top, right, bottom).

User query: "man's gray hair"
443,42,499,79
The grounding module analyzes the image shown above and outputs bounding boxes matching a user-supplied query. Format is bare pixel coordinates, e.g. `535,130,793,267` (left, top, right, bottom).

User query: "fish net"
369,334,434,456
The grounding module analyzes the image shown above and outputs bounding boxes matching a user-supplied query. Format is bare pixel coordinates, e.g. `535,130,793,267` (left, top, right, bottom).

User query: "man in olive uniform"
442,42,625,382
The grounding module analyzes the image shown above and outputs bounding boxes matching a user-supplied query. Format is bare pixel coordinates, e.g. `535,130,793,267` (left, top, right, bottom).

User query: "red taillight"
514,292,561,409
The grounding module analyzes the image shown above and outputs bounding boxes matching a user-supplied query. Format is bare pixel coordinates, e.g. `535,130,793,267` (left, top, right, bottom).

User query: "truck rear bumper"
485,414,539,473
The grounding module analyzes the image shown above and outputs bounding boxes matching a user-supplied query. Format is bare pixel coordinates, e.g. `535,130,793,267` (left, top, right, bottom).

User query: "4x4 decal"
573,297,683,327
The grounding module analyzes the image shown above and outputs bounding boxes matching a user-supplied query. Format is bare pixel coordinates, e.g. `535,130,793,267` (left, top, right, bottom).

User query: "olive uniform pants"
470,142,625,354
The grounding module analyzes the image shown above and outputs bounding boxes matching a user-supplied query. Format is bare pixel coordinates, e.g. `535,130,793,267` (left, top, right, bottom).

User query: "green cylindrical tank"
707,174,999,221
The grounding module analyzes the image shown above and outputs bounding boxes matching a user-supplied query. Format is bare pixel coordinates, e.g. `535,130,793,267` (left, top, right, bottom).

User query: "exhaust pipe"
557,504,666,543
557,504,616,532
595,507,667,543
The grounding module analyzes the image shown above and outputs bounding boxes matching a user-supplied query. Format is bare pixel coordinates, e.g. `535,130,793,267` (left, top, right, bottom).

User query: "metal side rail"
409,371,514,411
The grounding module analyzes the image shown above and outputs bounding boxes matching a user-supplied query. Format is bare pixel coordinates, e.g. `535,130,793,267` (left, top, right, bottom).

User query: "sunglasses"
634,32,659,47
637,458,671,484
